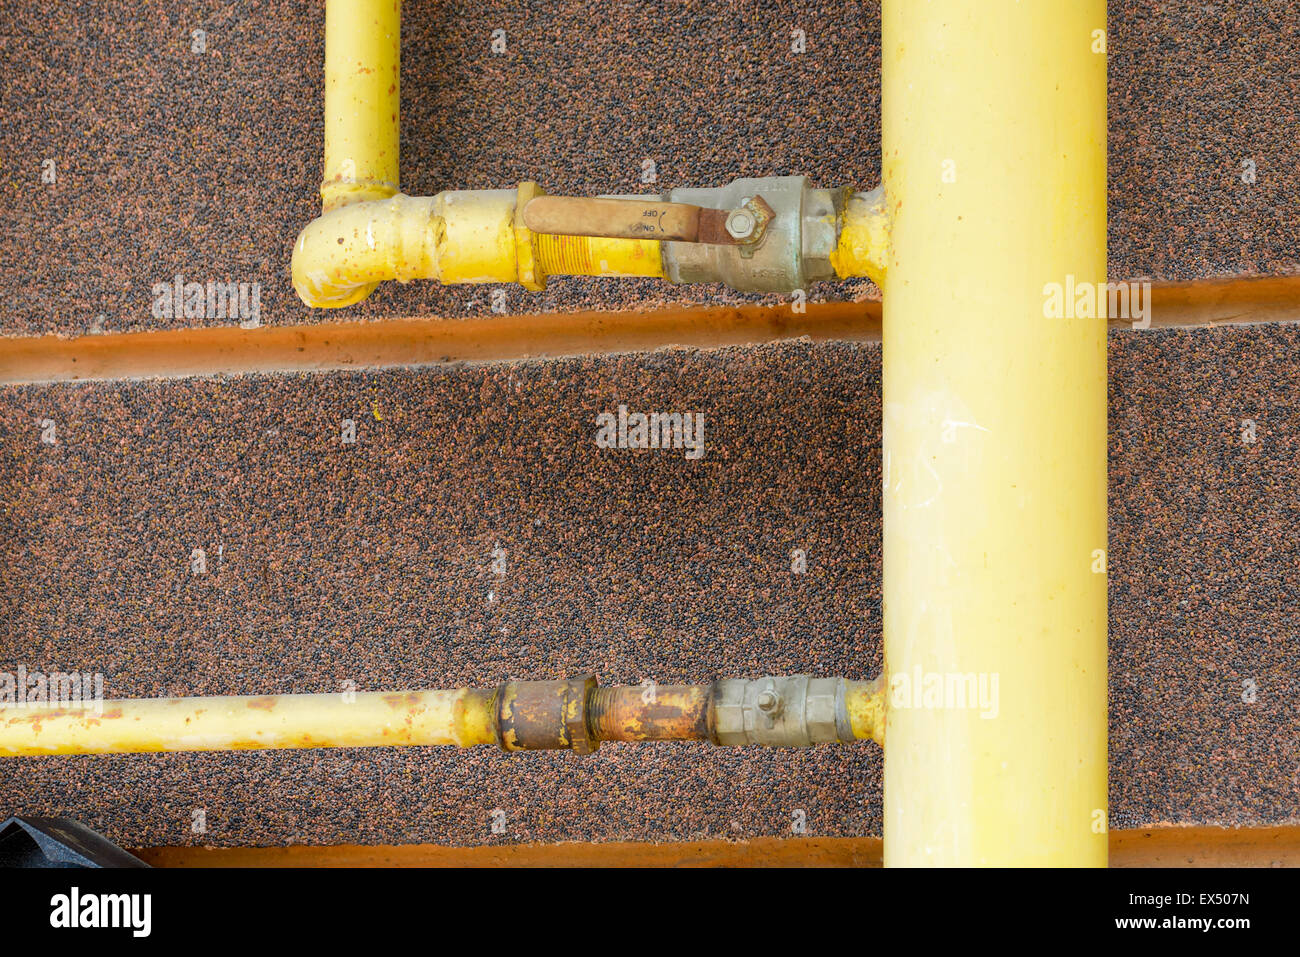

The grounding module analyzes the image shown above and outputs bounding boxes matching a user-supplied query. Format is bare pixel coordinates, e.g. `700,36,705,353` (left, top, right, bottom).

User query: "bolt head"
756,689,781,713
725,208,756,240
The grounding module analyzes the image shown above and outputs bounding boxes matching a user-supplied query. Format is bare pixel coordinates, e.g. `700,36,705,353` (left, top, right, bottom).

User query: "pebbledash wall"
0,2,1297,847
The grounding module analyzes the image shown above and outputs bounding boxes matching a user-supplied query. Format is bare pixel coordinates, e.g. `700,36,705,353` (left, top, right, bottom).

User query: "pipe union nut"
712,679,751,747
499,675,599,754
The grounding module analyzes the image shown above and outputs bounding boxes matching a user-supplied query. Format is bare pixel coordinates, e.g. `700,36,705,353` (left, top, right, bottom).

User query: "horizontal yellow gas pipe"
0,690,497,756
0,677,883,756
845,677,885,745
830,186,889,287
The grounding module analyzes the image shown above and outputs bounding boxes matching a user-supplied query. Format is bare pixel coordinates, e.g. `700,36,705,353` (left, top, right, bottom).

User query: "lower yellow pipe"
0,678,883,756
0,689,497,756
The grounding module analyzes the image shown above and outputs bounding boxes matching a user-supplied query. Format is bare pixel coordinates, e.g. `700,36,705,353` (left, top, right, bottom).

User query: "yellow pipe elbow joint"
302,3,663,308
293,183,664,309
292,189,520,309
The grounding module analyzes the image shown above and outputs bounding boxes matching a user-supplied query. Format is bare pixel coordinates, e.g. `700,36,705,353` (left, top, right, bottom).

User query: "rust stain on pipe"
0,276,1289,388
129,825,1300,868
587,685,711,742
0,301,880,385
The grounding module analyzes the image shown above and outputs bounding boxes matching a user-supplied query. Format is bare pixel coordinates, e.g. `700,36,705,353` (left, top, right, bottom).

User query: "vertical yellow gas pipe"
321,0,401,212
881,1,1108,865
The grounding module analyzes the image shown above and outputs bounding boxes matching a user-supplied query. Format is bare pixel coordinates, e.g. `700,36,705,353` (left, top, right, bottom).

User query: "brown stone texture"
0,331,1297,848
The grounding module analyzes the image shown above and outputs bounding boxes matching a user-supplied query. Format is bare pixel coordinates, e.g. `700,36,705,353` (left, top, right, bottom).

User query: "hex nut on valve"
711,679,750,747
804,678,842,744
756,687,782,714
725,208,757,240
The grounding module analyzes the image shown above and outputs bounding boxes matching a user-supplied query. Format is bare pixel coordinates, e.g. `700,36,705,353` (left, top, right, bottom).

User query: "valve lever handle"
523,195,774,246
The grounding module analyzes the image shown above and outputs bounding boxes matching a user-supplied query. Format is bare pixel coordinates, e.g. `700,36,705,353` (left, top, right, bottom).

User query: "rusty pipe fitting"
587,685,711,742
491,674,884,755
497,675,598,754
